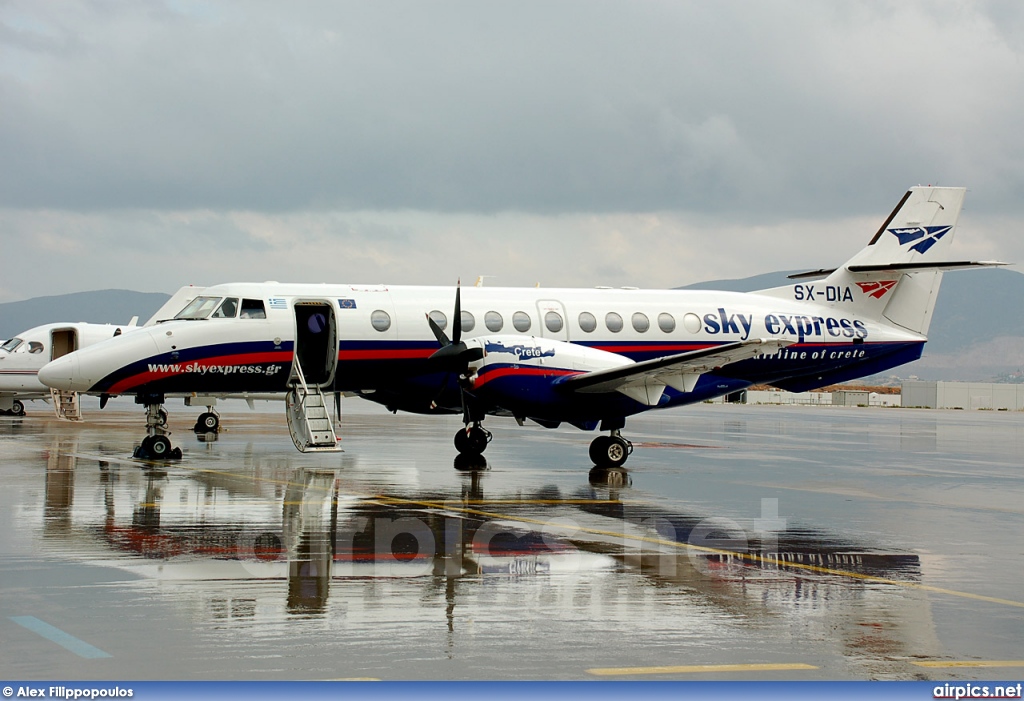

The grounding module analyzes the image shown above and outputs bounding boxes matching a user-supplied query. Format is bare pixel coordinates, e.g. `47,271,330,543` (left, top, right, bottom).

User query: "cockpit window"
0,338,23,352
240,299,266,319
27,341,44,354
212,298,239,319
174,296,223,320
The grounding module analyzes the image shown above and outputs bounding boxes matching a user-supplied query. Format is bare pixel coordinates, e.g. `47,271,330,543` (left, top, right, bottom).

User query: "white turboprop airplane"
0,320,141,418
0,286,222,424
39,187,1003,466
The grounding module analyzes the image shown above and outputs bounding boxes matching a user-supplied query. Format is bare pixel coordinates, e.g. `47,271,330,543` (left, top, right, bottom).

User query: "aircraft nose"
39,354,85,391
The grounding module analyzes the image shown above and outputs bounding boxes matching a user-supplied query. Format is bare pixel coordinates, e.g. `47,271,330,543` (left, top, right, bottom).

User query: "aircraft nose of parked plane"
38,353,85,392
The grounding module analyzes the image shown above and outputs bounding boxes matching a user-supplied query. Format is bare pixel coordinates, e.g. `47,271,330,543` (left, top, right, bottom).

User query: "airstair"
51,389,83,421
285,361,341,453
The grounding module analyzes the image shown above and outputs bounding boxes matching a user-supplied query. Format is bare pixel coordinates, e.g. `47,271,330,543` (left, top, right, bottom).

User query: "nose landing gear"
133,395,182,461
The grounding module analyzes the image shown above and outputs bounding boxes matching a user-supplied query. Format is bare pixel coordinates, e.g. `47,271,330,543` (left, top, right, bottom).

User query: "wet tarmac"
1,402,1023,681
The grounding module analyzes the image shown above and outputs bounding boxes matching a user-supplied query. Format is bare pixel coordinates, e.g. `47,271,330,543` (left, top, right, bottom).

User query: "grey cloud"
1,1,1023,221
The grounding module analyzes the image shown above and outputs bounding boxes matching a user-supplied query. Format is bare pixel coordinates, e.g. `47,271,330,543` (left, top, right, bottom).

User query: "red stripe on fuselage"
473,366,581,389
107,350,293,394
337,349,434,361
589,343,713,354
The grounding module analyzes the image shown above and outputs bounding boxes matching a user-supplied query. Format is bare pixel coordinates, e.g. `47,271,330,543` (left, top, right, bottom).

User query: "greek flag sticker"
268,298,287,310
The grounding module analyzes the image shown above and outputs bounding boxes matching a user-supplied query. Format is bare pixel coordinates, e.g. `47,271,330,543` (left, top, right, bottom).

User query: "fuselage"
38,282,925,424
0,321,141,398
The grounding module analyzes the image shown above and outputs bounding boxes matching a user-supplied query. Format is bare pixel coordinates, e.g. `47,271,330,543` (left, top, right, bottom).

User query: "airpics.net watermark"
228,497,793,579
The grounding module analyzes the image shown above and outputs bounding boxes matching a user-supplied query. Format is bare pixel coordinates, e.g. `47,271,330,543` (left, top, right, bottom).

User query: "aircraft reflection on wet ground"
3,406,1023,680
43,450,921,612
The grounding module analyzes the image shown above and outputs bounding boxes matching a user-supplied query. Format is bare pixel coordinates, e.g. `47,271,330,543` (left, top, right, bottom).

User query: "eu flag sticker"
338,299,358,309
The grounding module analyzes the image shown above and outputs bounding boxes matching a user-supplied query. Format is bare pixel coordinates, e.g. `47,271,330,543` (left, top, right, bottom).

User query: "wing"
557,338,793,406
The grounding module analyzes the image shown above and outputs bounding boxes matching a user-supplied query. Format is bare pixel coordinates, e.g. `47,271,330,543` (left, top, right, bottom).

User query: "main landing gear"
589,429,633,469
454,423,491,455
133,394,182,461
1,399,26,417
193,409,220,434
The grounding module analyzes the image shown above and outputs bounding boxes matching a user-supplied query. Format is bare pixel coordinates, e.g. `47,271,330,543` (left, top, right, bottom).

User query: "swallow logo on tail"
888,225,953,254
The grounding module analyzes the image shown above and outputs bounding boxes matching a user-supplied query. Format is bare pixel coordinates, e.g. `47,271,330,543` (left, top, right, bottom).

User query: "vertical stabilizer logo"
887,225,953,254
856,280,898,299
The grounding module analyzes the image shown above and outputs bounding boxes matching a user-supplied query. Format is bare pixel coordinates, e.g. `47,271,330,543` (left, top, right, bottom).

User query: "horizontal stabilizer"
787,268,836,280
846,260,1008,274
559,339,792,404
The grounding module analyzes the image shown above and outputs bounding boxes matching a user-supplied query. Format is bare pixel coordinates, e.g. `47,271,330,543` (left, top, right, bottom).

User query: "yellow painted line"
911,660,1024,669
588,662,818,676
371,495,1024,610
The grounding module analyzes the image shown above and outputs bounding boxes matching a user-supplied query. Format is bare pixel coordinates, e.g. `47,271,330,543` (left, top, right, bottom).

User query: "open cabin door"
49,328,82,421
285,301,341,452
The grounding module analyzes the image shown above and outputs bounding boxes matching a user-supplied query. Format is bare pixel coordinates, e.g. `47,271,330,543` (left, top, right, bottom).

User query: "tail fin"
758,186,971,337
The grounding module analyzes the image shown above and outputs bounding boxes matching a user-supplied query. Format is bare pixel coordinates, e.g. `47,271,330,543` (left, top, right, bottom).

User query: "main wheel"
197,412,219,432
589,435,629,468
11,399,25,416
454,426,490,454
149,435,172,458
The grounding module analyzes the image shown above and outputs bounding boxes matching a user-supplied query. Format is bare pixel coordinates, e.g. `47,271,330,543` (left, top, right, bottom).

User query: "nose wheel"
133,396,182,461
589,431,632,468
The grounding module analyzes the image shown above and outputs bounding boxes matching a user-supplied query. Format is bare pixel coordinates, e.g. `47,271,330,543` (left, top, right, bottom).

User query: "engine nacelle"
464,335,632,419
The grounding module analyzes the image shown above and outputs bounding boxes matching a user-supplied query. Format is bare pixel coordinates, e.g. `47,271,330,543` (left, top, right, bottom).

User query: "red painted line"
590,344,711,353
473,366,580,389
337,349,434,361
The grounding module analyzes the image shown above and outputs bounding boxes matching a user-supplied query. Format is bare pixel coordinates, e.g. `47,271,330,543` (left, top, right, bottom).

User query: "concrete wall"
901,381,1024,410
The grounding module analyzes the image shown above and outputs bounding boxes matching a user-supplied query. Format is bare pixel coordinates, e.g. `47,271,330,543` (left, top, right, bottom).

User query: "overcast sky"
2,0,1023,303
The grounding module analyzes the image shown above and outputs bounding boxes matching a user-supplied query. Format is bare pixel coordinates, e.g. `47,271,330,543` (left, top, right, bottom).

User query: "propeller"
426,281,485,417
425,281,485,371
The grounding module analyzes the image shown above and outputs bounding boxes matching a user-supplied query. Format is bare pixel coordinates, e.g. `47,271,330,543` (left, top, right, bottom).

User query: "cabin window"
27,341,44,354
240,299,267,319
544,311,563,333
605,312,623,333
578,312,597,333
658,313,676,333
175,296,222,320
1,338,23,352
512,311,532,332
632,312,650,333
428,310,448,331
485,311,503,332
370,310,391,332
461,311,476,333
212,298,239,318
682,312,702,334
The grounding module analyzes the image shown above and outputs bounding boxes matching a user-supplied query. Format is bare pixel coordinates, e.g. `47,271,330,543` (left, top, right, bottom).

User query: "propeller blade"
426,313,450,347
453,280,462,346
428,343,484,369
